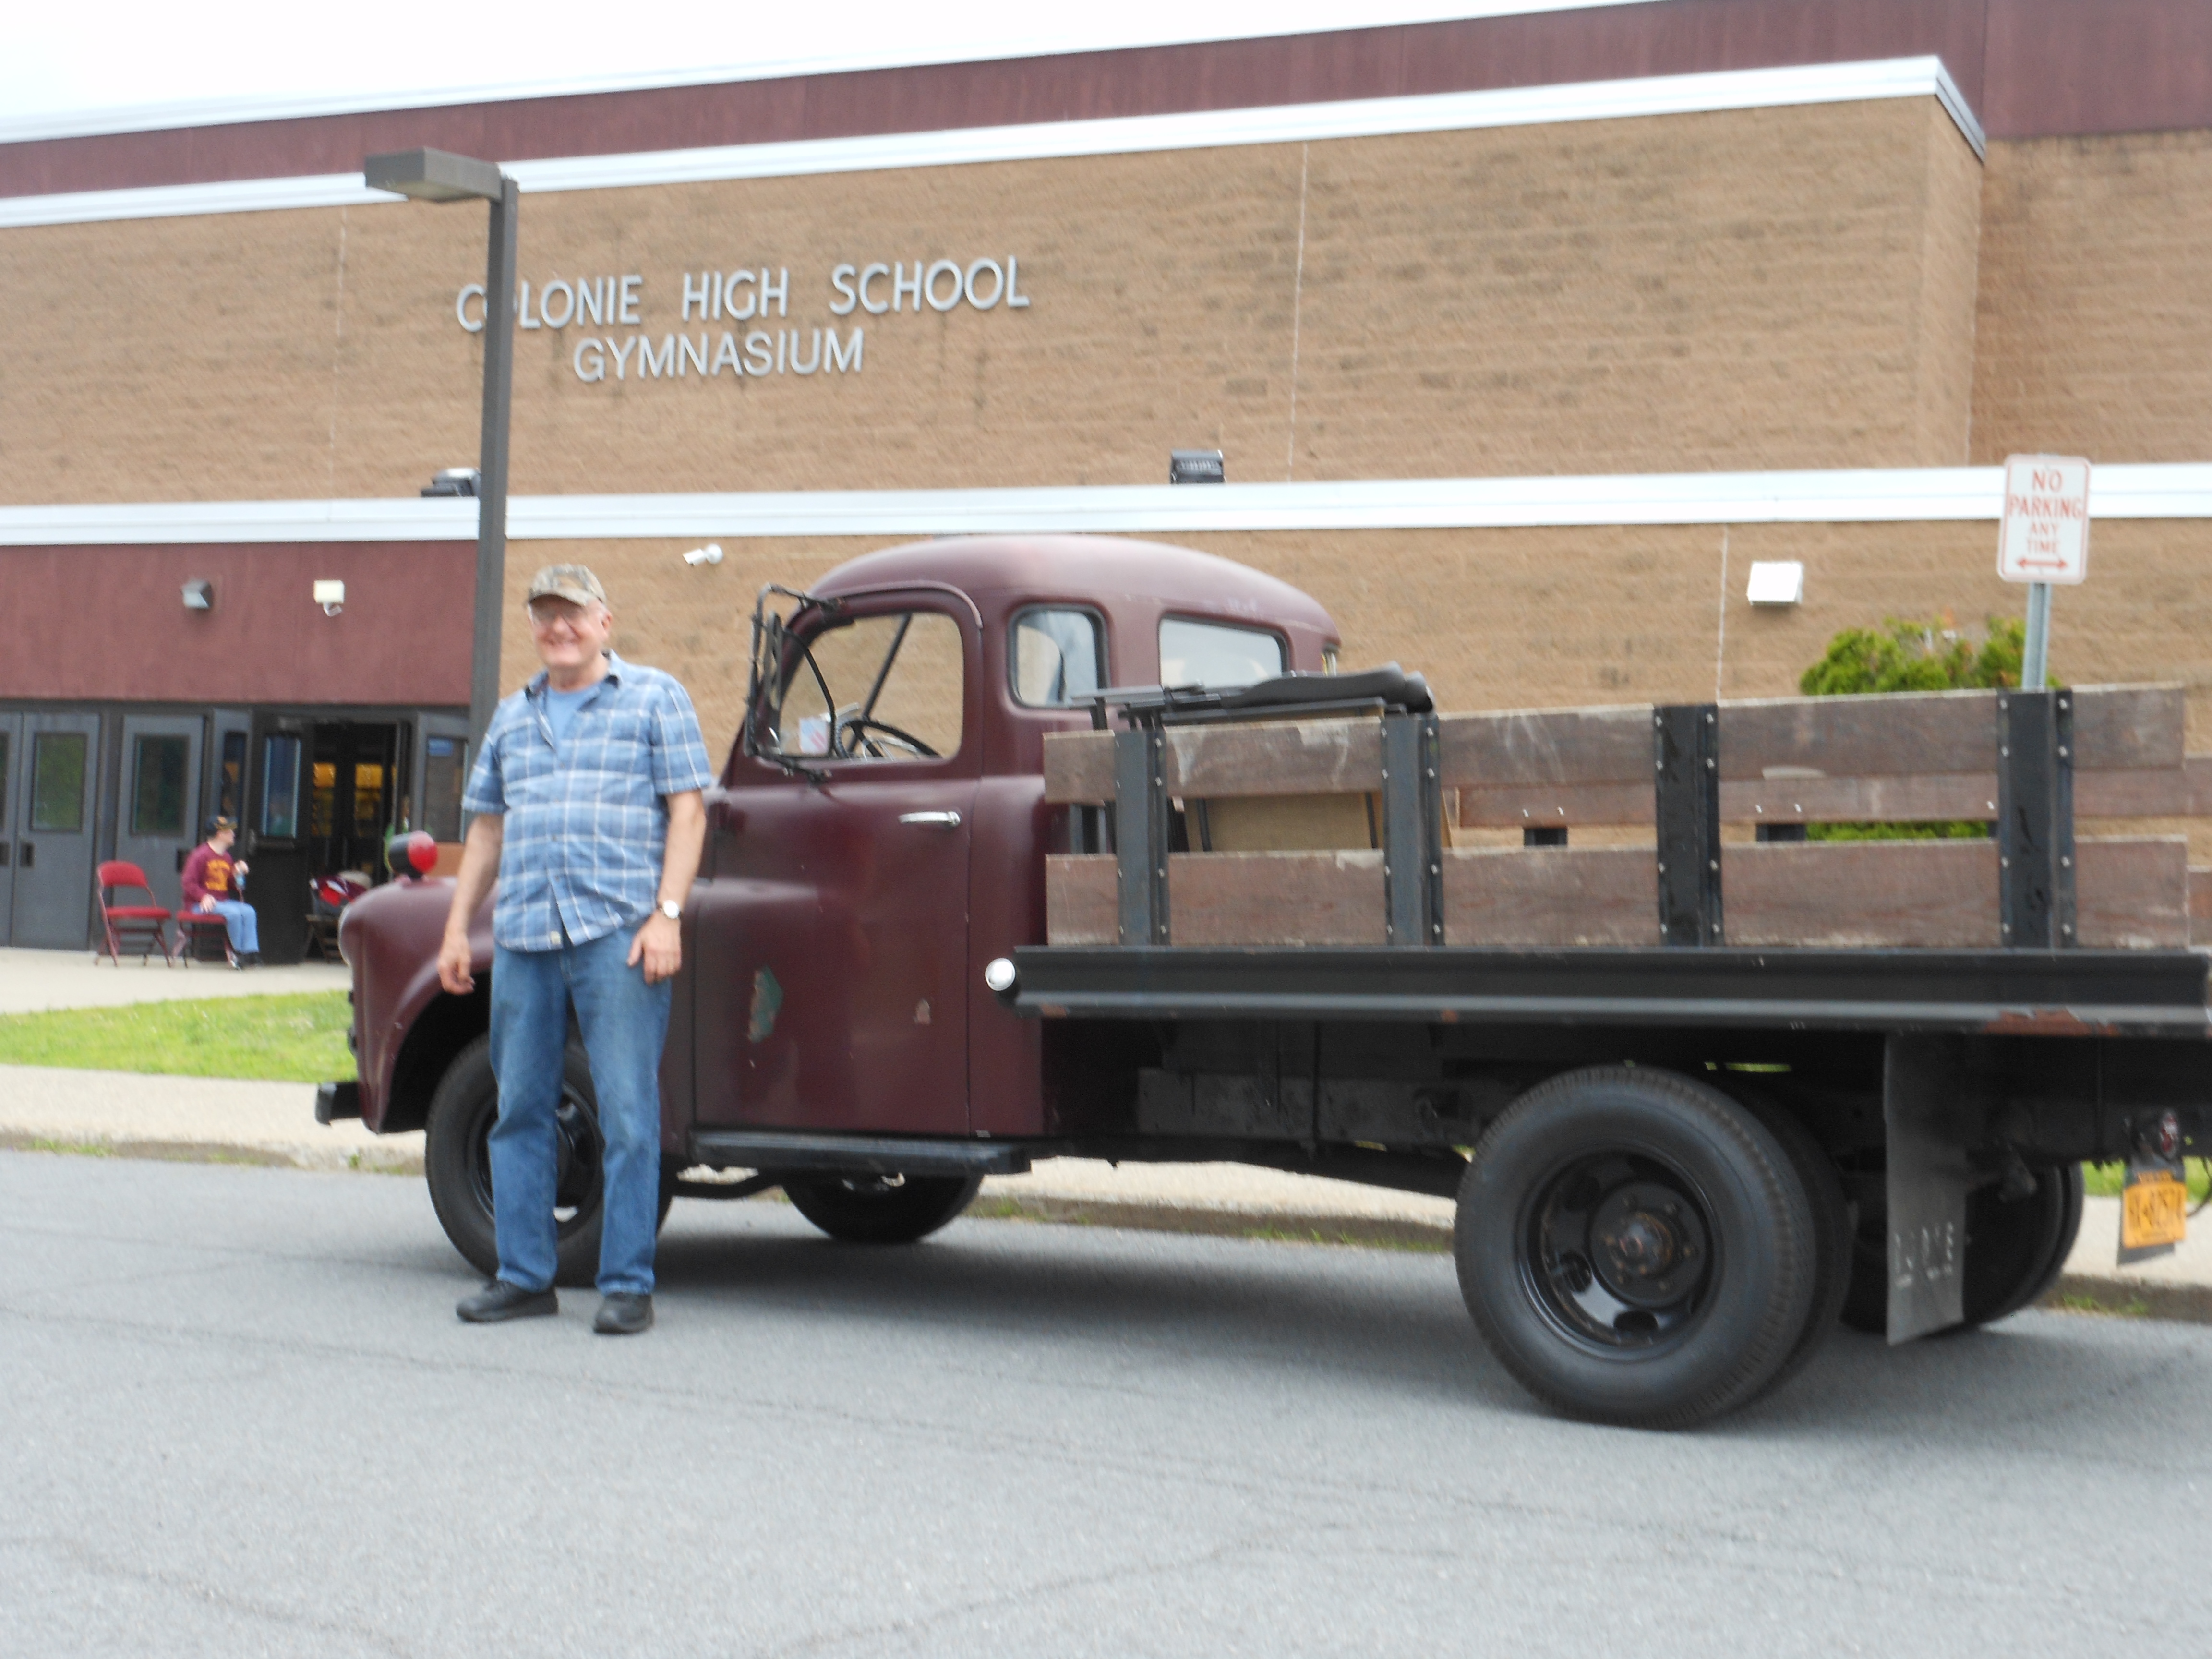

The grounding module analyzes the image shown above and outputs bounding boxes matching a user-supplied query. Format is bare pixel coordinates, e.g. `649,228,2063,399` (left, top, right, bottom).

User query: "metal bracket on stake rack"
1382,712,1444,945
1996,688,2076,948
1113,727,1171,945
1654,704,1724,946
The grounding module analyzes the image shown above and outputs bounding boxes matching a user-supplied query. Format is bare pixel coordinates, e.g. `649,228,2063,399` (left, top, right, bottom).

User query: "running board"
688,1129,1035,1178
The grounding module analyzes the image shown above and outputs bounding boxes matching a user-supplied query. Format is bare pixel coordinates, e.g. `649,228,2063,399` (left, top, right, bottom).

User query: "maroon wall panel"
0,1,1988,199
1983,0,2212,140
0,543,472,706
6,1,2211,203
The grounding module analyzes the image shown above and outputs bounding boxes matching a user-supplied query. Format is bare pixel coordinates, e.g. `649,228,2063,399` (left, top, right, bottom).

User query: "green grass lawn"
0,992,354,1083
2083,1158,2210,1204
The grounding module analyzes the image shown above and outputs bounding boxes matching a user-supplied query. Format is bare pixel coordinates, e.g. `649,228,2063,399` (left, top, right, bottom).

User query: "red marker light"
388,830,439,878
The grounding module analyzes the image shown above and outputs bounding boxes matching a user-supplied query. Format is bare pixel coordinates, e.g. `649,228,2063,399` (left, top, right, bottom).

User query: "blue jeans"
487,927,671,1296
204,899,258,955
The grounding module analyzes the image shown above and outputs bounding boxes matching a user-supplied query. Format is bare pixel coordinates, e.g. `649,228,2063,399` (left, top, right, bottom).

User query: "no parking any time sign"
1997,454,2091,584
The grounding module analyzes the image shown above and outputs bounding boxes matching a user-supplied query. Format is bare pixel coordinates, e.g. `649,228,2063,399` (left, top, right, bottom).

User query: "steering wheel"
833,713,939,759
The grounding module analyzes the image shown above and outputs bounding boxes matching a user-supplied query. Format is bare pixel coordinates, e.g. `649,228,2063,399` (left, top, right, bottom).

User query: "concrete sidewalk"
0,1060,2203,1321
0,945,348,1015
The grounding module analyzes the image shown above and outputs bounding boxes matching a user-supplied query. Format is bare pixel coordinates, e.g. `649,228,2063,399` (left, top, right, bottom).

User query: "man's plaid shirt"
463,653,717,951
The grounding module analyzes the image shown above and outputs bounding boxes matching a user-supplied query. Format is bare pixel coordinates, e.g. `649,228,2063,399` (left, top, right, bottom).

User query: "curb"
8,1135,2211,1325
0,1130,423,1175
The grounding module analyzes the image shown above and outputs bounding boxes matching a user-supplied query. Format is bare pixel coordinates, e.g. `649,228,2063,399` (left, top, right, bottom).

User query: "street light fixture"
364,146,518,763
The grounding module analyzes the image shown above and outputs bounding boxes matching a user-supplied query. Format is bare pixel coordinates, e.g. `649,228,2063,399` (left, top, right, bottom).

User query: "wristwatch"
657,899,681,921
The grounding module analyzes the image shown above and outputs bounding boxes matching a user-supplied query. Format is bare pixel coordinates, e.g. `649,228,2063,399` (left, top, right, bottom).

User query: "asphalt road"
4,1153,2208,1659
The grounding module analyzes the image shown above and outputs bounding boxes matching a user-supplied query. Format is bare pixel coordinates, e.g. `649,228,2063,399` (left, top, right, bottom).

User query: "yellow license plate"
2122,1174,2188,1251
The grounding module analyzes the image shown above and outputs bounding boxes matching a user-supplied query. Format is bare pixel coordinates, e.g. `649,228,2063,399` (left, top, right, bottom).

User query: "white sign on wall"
1997,454,2091,585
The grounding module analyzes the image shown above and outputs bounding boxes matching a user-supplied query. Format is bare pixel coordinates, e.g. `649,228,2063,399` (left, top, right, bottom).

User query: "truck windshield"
768,611,964,760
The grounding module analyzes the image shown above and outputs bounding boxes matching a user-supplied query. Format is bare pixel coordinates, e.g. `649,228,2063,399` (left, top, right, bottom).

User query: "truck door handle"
897,811,962,829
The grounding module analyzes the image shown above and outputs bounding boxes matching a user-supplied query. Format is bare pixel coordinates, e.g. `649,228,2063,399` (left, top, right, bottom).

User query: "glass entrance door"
9,711,101,948
0,714,17,942
117,714,204,917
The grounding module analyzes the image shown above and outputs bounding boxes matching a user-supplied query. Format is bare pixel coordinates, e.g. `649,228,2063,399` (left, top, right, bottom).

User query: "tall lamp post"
363,148,517,760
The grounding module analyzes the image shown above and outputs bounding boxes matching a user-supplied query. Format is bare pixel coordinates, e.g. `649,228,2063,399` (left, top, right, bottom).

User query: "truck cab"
332,534,1339,1270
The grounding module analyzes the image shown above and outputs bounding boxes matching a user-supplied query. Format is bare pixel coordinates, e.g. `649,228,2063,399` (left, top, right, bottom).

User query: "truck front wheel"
423,1035,673,1289
783,1173,983,1244
1455,1066,1820,1430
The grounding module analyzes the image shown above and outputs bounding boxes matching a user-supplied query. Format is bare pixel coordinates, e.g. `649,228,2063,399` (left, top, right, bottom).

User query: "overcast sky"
4,0,1645,140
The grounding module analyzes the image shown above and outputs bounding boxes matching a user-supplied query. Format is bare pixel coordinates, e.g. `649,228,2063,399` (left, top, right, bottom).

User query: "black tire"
1729,1090,1853,1400
1455,1066,1819,1430
782,1172,982,1244
1841,1160,2086,1335
423,1035,674,1288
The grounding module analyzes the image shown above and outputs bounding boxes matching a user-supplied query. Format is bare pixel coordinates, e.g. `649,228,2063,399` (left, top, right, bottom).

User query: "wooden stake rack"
1043,685,2212,951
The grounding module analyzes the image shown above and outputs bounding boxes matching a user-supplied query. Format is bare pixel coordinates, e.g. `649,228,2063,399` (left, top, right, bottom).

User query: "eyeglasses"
527,602,595,631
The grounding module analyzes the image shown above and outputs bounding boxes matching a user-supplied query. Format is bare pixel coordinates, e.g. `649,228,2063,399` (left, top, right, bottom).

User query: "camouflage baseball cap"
524,563,607,609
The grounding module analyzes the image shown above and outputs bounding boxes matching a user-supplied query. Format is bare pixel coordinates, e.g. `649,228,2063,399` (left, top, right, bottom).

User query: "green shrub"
1797,615,2029,842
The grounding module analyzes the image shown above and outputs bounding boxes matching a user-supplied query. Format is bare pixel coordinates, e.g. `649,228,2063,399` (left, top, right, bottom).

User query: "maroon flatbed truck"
323,534,2209,1428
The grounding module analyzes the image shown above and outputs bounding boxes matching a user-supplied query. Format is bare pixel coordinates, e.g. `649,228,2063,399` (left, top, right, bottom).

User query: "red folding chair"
96,860,175,966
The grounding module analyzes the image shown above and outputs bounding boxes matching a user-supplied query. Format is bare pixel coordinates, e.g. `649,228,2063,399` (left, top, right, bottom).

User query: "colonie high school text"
453,255,1032,384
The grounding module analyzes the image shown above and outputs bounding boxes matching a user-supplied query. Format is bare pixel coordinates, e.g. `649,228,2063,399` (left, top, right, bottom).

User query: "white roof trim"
7,463,2207,547
0,56,1983,231
0,3,1667,146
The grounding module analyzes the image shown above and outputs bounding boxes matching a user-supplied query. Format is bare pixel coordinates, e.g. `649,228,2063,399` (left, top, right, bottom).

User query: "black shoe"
593,1293,653,1335
457,1279,558,1322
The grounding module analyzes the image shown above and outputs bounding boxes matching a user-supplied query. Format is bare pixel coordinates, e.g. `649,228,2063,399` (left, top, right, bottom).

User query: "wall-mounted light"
314,579,346,617
421,468,481,498
1169,449,1225,484
1746,561,1804,606
181,579,213,612
682,543,724,567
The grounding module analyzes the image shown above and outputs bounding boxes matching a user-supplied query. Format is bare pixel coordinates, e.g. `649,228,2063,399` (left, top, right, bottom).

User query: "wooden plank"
1168,719,1382,799
1046,851,1387,945
1720,690,1994,781
1724,841,1997,947
1442,847,1655,946
1437,705,1650,790
1456,781,1652,829
1461,769,2199,828
1723,773,1997,825
1043,731,1115,804
1045,854,1118,944
2077,837,2189,949
2072,684,2185,771
1172,851,1387,945
2189,756,2212,816
1045,720,1383,803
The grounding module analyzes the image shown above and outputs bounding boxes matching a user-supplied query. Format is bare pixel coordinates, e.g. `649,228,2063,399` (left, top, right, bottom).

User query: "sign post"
1997,454,2091,687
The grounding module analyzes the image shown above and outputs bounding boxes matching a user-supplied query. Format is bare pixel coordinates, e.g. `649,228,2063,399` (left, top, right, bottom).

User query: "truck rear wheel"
783,1172,983,1244
1455,1066,1819,1430
1840,1160,2085,1335
423,1035,673,1289
1729,1090,1853,1400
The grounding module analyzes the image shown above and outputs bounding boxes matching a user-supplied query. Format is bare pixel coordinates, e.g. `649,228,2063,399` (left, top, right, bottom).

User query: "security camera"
313,579,345,617
683,544,723,567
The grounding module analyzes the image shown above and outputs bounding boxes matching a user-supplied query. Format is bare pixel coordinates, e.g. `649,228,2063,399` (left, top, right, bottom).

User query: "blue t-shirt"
542,682,597,746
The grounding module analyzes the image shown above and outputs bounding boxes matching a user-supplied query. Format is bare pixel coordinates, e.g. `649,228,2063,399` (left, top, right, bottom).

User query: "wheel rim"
463,1084,605,1242
1519,1151,1717,1356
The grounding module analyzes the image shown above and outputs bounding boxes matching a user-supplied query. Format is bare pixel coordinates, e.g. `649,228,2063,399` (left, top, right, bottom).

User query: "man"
180,816,257,966
437,564,714,1336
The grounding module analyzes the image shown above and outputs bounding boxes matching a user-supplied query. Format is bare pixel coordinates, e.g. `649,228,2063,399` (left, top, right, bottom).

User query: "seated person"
181,816,259,966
